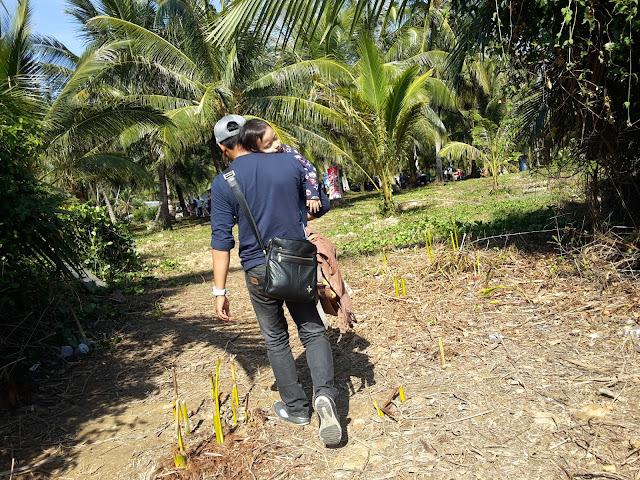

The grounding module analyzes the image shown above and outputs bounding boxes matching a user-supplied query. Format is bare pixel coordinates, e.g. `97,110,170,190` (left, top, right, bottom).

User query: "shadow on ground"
0,259,376,476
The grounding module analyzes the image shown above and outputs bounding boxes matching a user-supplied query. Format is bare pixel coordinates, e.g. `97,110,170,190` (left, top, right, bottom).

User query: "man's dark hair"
238,119,271,152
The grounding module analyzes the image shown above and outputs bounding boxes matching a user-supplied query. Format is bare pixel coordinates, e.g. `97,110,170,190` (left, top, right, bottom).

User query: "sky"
4,0,86,55
5,0,224,56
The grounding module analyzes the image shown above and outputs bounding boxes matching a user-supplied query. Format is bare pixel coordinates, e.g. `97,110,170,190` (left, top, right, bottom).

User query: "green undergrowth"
131,172,587,261
314,172,587,256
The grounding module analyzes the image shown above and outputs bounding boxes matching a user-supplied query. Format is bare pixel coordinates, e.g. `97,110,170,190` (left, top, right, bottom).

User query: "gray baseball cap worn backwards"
214,114,246,143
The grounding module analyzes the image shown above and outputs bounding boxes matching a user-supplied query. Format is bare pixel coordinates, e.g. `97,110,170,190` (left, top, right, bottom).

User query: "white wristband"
212,286,227,296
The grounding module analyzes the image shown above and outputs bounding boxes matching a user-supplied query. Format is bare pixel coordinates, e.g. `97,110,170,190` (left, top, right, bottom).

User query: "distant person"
209,115,343,446
196,197,203,217
445,165,453,181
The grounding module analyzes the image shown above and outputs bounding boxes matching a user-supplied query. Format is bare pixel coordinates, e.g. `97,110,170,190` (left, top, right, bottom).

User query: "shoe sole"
315,397,342,446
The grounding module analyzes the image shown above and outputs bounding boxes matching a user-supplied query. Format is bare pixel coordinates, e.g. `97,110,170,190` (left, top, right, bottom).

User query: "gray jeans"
244,263,337,417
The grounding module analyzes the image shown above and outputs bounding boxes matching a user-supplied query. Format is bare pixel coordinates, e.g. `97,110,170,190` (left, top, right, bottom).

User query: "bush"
0,111,80,305
132,205,159,223
64,203,142,281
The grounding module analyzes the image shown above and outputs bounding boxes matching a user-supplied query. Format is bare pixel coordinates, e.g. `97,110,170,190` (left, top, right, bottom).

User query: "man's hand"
216,295,231,322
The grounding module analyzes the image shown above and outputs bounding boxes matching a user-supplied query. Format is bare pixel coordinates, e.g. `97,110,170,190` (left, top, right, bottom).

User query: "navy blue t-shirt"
210,151,330,271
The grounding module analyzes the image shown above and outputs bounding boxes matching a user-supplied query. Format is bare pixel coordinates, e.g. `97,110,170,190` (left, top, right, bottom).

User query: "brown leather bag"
317,279,340,316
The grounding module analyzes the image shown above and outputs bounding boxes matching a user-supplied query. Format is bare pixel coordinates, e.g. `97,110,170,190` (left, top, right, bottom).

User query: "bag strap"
223,170,267,255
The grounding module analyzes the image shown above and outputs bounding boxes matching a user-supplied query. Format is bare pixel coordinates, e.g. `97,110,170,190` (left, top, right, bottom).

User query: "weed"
153,303,165,319
478,285,531,303
156,259,182,271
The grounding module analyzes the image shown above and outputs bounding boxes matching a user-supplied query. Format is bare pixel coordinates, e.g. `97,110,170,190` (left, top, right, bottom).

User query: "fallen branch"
471,229,557,245
0,457,63,477
563,358,609,373
378,406,397,421
382,387,399,409
381,293,421,304
549,438,570,450
572,471,627,480
447,409,495,424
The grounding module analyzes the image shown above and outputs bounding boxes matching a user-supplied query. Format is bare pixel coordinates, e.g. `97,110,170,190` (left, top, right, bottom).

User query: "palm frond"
509,80,547,143
75,152,154,184
45,40,131,125
252,94,352,133
86,16,200,80
47,103,171,158
468,59,491,97
401,50,449,75
222,42,238,88
2,0,38,80
121,93,193,111
424,76,457,111
249,57,353,91
356,36,388,115
385,64,419,135
291,125,376,184
196,82,229,117
440,141,485,163
156,0,221,75
160,104,214,153
210,0,365,47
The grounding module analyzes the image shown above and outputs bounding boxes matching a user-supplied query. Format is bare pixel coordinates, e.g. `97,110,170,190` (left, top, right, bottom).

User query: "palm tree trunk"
71,181,89,203
435,129,444,183
156,162,173,229
380,167,394,213
343,175,350,192
491,146,499,190
102,186,117,225
175,182,188,214
208,138,229,173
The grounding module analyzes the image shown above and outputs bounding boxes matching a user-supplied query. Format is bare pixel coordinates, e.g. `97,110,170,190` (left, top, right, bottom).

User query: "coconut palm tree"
384,0,461,183
439,56,515,190
248,34,448,213
440,112,513,190
44,0,232,227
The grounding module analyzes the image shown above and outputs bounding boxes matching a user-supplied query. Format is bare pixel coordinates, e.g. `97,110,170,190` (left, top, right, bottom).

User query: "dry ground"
2,228,640,479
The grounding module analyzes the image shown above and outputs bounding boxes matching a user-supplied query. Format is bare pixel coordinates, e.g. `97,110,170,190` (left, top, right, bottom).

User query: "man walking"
209,115,342,446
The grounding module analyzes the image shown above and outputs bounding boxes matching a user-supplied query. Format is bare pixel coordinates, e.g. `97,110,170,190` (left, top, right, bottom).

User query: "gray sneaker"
273,401,311,426
314,395,342,446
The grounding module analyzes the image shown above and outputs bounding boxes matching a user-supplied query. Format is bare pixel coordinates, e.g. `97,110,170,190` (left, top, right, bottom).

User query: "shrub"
0,111,80,305
63,203,142,281
132,205,159,223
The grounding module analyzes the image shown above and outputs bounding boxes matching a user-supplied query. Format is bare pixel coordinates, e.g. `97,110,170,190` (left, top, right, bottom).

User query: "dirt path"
3,239,640,479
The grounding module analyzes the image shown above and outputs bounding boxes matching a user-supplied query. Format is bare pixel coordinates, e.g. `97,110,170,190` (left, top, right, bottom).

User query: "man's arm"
212,248,231,321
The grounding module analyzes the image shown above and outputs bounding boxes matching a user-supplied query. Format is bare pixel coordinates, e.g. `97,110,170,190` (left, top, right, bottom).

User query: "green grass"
312,171,587,256
133,218,213,262
131,171,588,260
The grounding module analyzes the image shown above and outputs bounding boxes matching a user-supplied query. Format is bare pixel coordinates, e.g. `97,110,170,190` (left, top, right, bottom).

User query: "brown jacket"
306,226,355,334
